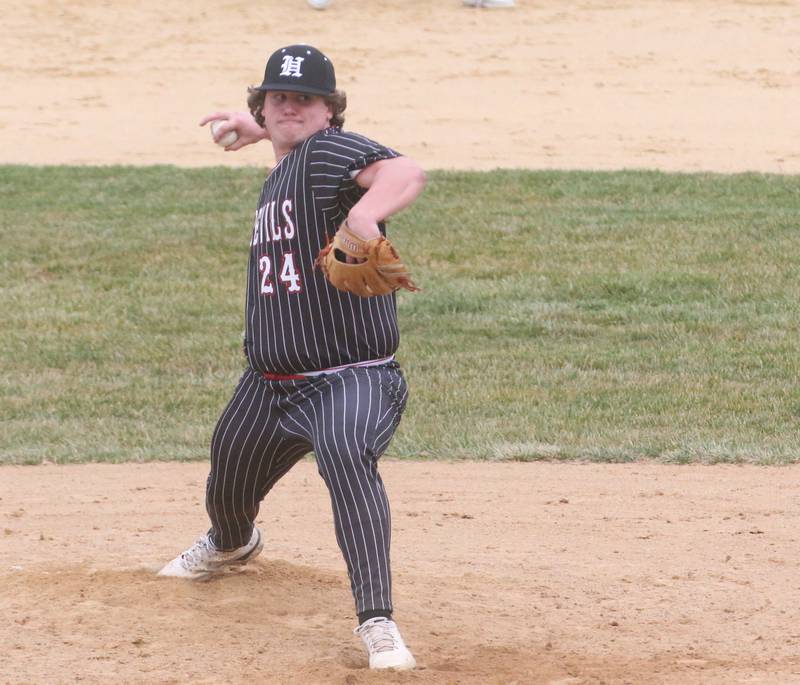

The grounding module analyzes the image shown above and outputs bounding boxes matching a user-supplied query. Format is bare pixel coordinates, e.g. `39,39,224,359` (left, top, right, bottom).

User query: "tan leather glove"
315,222,420,297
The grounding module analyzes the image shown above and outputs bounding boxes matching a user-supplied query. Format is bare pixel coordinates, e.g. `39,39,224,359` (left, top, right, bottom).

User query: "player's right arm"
199,111,270,150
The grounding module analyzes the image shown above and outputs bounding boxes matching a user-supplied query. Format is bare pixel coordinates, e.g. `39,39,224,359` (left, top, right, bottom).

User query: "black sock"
358,609,392,625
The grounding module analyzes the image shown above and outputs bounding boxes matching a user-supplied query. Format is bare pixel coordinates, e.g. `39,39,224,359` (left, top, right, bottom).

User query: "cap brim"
254,82,333,96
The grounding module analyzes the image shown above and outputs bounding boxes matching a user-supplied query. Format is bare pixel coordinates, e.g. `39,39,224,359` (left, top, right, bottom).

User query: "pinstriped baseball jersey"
244,127,401,375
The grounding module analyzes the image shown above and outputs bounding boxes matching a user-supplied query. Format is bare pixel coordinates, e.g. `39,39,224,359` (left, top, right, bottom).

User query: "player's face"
262,91,333,150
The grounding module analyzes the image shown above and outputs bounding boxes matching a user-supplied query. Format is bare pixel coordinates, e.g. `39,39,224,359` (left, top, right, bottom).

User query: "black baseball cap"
254,44,336,96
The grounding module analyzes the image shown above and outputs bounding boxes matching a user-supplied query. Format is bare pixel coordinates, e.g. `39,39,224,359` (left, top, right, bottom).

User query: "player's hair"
246,88,347,129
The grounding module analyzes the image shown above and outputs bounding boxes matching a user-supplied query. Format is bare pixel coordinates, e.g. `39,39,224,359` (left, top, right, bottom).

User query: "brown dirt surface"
3,1,800,683
2,461,800,684
2,0,799,172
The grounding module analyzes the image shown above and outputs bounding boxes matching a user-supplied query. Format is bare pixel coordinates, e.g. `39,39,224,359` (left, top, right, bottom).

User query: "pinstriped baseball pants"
205,363,408,614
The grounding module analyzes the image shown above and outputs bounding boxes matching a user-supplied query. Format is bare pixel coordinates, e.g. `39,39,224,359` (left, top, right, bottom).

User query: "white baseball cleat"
158,527,263,580
355,617,417,670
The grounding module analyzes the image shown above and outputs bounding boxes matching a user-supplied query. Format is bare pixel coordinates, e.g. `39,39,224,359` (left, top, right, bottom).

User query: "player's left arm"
346,157,426,239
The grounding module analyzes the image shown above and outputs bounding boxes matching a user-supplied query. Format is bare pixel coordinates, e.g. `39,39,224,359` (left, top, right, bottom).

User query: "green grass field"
1,166,798,464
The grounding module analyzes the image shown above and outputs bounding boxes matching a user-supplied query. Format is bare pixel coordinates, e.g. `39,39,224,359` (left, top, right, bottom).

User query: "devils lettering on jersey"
251,199,296,246
243,127,401,375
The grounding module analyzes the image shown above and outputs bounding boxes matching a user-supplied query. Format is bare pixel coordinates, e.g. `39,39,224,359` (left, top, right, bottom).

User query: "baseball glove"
315,222,419,297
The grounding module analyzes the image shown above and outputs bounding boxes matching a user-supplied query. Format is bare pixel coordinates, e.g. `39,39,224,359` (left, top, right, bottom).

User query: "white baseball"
307,0,331,9
210,120,238,147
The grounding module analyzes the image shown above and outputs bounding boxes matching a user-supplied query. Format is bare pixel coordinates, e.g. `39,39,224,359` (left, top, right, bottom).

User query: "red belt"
262,371,308,381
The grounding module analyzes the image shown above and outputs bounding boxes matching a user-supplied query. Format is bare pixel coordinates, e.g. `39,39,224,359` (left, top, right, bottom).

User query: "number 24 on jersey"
259,253,302,295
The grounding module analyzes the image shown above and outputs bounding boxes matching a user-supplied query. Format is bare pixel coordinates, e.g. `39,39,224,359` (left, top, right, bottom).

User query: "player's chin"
277,125,308,143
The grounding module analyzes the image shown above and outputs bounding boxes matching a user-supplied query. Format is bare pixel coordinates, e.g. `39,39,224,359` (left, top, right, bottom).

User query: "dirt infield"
3,461,800,684
3,1,800,683
2,0,799,172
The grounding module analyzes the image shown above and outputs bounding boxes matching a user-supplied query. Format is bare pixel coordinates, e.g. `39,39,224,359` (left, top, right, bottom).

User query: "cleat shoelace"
179,536,214,567
359,621,401,653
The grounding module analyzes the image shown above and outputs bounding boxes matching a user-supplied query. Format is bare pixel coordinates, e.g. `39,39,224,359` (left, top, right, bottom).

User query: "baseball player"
158,44,426,672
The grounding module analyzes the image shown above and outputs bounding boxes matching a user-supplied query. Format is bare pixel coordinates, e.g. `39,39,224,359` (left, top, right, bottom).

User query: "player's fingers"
199,112,229,127
225,139,246,151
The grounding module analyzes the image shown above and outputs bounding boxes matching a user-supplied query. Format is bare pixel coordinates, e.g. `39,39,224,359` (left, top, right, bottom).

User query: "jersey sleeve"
308,129,401,215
